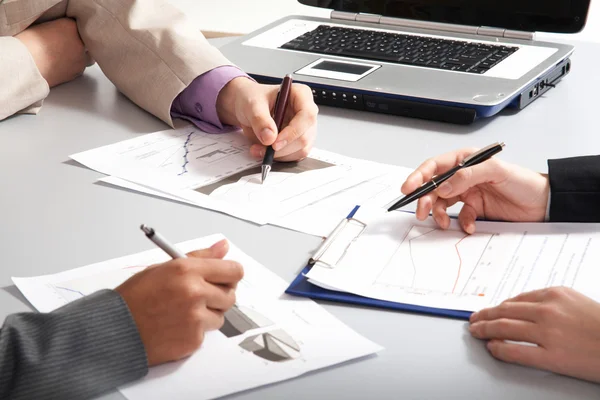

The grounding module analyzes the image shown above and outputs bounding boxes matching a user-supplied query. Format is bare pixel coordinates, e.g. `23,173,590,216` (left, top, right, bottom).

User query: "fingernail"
259,148,266,157
470,312,479,322
210,239,227,252
466,223,475,234
259,128,273,143
273,140,287,151
469,322,480,335
438,182,452,196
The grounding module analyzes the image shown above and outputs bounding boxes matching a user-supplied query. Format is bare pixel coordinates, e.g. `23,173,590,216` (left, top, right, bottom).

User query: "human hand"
15,18,93,88
115,239,243,367
469,287,600,382
400,148,550,233
216,77,318,162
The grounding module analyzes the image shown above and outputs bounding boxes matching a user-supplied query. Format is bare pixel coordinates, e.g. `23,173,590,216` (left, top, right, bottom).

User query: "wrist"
216,76,254,126
540,173,551,222
537,172,551,222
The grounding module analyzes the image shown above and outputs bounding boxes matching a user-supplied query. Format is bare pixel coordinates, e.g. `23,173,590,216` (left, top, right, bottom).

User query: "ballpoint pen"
387,142,505,212
261,74,293,184
140,224,187,259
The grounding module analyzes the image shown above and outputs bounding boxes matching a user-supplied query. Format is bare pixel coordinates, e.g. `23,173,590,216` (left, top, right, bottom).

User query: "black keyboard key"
469,67,488,74
281,24,518,75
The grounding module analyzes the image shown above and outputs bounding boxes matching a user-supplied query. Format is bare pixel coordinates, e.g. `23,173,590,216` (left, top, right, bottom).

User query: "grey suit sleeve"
0,289,148,400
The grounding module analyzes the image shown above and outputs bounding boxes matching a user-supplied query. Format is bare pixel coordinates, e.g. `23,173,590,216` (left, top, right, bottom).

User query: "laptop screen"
298,0,590,33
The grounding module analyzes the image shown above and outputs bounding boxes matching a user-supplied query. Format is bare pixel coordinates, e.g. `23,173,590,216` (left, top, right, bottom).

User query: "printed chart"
51,266,146,302
373,226,498,297
239,329,301,362
220,305,274,338
112,128,258,187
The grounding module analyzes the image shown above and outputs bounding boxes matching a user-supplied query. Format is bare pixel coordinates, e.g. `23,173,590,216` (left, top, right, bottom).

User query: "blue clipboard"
285,206,472,320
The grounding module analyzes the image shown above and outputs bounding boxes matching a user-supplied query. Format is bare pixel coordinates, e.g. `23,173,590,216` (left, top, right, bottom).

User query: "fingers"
246,97,278,146
197,259,244,286
195,307,227,332
470,319,540,344
401,148,478,194
436,158,507,199
458,203,478,234
415,193,438,220
187,239,229,259
203,284,236,311
272,84,318,160
432,197,454,229
486,339,550,371
470,302,540,323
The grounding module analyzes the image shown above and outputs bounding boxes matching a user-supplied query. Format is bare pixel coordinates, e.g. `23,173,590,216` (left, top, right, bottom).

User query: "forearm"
548,155,600,222
0,37,49,121
0,290,147,400
66,0,233,126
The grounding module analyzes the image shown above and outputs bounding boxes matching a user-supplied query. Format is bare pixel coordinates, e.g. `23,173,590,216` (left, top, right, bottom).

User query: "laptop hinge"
330,11,535,41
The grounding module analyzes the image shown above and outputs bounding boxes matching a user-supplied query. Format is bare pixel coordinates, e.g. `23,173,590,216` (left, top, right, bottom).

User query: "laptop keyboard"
281,25,519,74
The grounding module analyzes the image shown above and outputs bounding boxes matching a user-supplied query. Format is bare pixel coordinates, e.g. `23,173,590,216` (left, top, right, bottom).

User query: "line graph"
113,128,257,184
178,131,194,175
374,226,497,297
51,266,146,302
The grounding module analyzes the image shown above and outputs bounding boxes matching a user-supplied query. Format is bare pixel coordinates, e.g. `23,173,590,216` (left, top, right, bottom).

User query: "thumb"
187,239,229,259
436,158,506,199
245,98,278,146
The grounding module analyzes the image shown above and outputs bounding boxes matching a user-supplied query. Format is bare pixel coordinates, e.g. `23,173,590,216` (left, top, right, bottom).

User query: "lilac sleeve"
170,66,252,133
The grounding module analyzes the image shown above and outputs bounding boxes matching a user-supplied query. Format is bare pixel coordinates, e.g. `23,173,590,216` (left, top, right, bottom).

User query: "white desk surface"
1,38,600,399
170,0,600,43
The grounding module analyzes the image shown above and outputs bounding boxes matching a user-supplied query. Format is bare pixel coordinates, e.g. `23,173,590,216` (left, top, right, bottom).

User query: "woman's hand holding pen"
216,77,318,162
401,147,550,233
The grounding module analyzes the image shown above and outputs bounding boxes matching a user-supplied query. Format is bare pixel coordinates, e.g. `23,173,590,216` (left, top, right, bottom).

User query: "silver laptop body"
220,1,589,124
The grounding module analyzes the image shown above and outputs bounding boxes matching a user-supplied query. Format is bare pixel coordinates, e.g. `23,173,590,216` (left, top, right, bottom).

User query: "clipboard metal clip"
308,216,367,269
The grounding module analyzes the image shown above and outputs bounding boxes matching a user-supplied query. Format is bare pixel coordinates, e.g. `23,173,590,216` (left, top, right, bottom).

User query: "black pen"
387,142,505,212
261,74,293,184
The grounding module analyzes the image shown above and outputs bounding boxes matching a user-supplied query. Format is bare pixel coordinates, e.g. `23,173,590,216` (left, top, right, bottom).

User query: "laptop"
220,0,590,124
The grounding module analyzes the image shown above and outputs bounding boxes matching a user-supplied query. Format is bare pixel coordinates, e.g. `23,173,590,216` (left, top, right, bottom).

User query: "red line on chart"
452,235,469,293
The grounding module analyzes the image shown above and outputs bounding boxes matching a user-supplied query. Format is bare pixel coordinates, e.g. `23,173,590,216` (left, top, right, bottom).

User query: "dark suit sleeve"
0,289,148,400
548,155,600,222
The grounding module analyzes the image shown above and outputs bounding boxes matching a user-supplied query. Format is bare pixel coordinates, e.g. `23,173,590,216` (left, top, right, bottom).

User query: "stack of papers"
13,234,382,400
305,207,600,313
70,126,414,236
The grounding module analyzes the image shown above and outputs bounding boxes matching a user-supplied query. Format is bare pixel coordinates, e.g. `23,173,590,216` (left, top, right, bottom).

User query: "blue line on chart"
179,131,195,176
55,286,85,297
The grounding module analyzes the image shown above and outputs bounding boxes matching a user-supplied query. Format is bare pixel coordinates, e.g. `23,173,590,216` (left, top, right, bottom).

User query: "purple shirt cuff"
170,66,252,133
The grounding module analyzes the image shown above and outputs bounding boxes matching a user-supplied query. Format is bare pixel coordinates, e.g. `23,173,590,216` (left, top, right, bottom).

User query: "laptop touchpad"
295,58,380,82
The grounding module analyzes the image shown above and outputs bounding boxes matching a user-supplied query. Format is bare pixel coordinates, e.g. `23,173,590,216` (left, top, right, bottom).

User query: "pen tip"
261,165,270,184
140,224,153,235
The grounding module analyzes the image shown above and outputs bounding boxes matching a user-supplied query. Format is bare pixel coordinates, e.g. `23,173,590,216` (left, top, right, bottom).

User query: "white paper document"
13,234,382,400
99,166,416,237
71,126,387,224
306,207,600,312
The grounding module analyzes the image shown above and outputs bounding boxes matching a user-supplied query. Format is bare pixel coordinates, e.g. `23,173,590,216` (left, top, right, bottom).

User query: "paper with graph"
13,234,381,400
70,126,387,224
98,165,417,237
306,207,600,312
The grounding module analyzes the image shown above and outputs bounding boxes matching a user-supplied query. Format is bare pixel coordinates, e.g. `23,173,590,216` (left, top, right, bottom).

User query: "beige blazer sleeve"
66,0,234,127
0,37,50,121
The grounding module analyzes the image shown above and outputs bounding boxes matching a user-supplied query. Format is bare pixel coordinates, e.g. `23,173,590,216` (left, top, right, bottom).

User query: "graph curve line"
452,235,469,294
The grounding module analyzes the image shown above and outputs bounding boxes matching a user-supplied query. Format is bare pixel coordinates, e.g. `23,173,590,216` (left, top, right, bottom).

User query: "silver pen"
140,224,187,259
